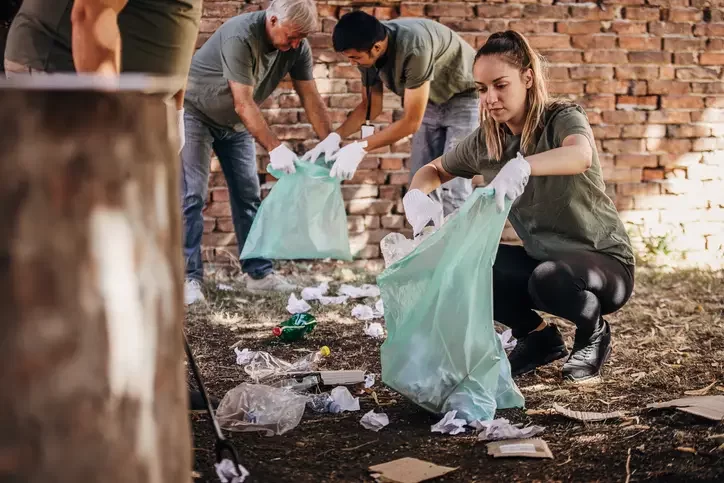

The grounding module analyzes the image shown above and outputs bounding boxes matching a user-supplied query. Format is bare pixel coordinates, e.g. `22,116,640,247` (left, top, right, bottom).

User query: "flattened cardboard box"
487,438,554,459
369,457,457,483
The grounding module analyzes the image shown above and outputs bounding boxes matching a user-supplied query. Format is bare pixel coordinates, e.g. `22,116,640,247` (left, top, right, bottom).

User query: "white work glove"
402,189,444,237
177,108,185,153
328,141,367,180
269,143,298,175
301,132,341,163
489,152,531,212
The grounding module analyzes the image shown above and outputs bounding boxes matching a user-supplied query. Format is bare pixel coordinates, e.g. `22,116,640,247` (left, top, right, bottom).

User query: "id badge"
361,124,374,139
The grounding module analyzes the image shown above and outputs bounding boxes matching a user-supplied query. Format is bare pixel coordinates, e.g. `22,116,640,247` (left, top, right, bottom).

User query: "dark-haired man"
303,11,478,217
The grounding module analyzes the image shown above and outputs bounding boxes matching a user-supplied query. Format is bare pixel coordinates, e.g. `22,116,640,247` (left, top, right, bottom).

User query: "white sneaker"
245,273,297,293
184,279,206,305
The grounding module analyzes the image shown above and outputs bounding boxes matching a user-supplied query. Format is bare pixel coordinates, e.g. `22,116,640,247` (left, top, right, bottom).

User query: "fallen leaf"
684,381,718,396
676,446,696,454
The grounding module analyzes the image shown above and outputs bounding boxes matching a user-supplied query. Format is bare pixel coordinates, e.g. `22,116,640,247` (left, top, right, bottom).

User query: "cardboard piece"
320,370,366,386
368,457,457,483
553,402,625,422
486,438,554,459
647,395,724,421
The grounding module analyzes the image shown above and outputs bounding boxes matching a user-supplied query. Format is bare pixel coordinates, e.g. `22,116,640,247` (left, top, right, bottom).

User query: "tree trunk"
0,86,190,483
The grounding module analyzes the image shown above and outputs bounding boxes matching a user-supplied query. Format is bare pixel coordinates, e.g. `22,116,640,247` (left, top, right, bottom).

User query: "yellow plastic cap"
319,346,331,357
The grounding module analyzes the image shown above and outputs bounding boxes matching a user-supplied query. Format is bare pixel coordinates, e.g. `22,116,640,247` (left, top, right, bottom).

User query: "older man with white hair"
182,0,332,303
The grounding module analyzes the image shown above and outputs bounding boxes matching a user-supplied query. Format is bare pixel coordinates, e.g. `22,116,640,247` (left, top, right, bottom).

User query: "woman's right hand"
402,189,443,237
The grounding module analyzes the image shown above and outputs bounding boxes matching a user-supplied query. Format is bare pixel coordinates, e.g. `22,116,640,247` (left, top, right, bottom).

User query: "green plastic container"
273,313,318,342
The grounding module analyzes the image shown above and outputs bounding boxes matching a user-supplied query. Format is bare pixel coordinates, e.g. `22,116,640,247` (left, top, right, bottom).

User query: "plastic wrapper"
378,188,524,423
241,157,352,261
216,383,308,436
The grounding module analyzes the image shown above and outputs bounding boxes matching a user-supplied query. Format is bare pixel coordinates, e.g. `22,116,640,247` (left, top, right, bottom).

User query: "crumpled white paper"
360,410,389,432
431,410,467,435
215,458,250,483
234,347,255,366
352,300,384,321
497,329,517,351
364,322,385,339
339,284,381,299
286,293,311,314
301,282,329,301
217,283,234,291
329,386,360,413
365,374,376,388
470,418,545,441
318,295,349,305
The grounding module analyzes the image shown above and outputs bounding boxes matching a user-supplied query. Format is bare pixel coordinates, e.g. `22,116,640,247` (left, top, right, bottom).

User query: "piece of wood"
0,85,188,482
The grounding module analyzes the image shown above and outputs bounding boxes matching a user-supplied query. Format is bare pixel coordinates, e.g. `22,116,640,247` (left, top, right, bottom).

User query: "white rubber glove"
489,152,531,212
301,132,341,163
328,141,367,180
177,108,185,153
402,189,444,237
269,143,298,175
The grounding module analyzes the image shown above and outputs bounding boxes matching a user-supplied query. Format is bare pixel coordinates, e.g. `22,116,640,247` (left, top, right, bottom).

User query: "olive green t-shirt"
184,11,314,132
5,0,201,86
360,19,476,106
441,103,635,267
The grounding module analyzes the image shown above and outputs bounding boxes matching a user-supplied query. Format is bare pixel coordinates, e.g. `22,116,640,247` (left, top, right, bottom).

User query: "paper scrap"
339,283,380,299
470,418,545,441
369,457,457,483
553,402,626,422
497,329,517,351
234,348,255,366
365,374,376,388
217,283,234,291
375,298,384,316
431,410,466,435
330,386,360,413
301,282,329,301
364,322,386,339
286,293,311,314
360,410,389,432
352,305,376,321
647,395,724,421
318,295,348,305
487,438,554,459
215,458,250,483
320,370,366,386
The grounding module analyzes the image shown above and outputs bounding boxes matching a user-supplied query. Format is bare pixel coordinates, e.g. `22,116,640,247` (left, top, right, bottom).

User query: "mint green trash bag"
377,187,524,422
241,157,352,261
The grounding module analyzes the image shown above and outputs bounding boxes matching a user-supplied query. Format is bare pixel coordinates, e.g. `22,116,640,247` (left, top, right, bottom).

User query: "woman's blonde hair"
475,30,556,161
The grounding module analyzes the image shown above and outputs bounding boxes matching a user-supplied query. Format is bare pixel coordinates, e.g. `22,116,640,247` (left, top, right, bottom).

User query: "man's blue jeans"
181,109,272,282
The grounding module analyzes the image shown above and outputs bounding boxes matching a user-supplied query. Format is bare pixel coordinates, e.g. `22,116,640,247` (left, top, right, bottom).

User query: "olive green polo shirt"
442,103,636,267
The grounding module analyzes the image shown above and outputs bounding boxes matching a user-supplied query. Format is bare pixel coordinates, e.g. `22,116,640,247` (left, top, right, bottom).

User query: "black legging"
493,245,635,341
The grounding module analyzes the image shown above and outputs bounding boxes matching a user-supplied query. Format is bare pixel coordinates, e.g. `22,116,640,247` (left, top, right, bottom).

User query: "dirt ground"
186,261,724,482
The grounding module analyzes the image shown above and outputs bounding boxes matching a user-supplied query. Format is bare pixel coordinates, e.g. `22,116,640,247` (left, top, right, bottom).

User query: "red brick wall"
198,0,724,268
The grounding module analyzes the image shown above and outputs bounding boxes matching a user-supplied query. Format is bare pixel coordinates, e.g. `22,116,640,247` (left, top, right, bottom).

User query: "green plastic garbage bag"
377,187,524,422
241,157,353,261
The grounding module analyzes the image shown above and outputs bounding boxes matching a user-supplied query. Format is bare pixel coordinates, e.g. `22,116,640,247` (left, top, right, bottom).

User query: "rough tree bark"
0,86,190,483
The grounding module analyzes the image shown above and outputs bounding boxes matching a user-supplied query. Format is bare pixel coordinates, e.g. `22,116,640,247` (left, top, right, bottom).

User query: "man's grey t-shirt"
360,18,476,106
185,11,314,132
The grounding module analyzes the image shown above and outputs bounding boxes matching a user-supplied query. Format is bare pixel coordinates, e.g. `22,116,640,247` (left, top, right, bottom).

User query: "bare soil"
186,262,724,482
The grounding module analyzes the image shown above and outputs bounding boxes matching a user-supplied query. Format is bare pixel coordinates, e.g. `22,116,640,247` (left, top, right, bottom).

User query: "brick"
570,4,617,20
346,169,387,185
570,66,614,80
628,51,671,64
216,217,236,233
580,94,616,110
624,6,661,21
617,95,659,110
603,139,647,154
341,185,378,201
203,202,231,217
583,50,629,64
648,138,693,153
202,3,239,18
203,217,216,234
547,66,570,80
346,216,366,233
651,0,693,6
522,4,568,18
379,185,402,201
663,38,707,52
706,96,724,108
642,168,665,181
592,125,623,139
603,166,644,183
668,125,712,138
586,80,629,94
648,21,693,36
271,124,314,140
541,50,584,63
693,138,721,152
660,152,703,168
322,18,337,33
622,124,666,138
316,3,338,17
210,188,229,202
425,3,471,17
548,81,585,95
647,80,691,95
328,94,362,109
374,6,397,20
611,21,648,34
527,34,571,49
329,65,361,79
381,215,405,230
615,196,635,210
555,21,603,35
619,35,662,50
476,4,523,17
676,66,721,80
615,66,659,80
571,34,617,50
199,18,224,33
701,53,724,65
633,194,708,210
363,216,380,229
660,66,676,80
693,109,724,122
694,23,724,37
355,245,381,260
263,109,299,125
400,3,424,17
602,110,647,124
314,50,342,64
379,156,403,170
674,52,697,65
616,154,659,167
202,232,236,247
661,96,705,109
346,199,395,215
668,7,704,22
707,38,724,51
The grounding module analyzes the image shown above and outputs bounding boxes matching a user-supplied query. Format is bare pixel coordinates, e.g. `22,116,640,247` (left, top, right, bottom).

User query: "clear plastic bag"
239,347,329,383
240,157,352,261
377,188,524,422
216,383,308,436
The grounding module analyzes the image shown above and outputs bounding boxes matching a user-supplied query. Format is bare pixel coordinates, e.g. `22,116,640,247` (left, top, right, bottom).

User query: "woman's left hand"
489,152,531,212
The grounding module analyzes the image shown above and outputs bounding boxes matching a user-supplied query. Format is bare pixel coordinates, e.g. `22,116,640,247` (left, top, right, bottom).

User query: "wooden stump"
0,86,190,483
